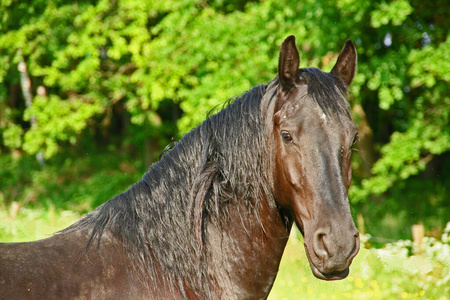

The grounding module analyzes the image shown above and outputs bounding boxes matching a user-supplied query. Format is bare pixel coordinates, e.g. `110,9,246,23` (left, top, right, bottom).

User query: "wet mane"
61,84,273,297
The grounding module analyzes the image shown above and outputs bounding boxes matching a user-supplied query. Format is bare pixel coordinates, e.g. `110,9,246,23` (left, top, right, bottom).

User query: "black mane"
62,84,273,297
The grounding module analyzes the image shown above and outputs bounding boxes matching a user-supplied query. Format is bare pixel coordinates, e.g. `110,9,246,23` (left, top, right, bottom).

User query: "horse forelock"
301,67,352,120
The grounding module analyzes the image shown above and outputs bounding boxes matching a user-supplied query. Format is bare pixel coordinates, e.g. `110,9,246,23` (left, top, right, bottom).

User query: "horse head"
269,36,360,280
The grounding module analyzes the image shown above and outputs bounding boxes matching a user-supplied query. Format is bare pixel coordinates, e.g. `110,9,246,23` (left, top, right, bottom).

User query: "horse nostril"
348,232,360,262
313,231,329,259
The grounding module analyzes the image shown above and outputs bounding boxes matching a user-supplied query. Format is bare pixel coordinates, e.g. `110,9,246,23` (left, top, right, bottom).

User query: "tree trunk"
18,50,45,167
352,104,376,177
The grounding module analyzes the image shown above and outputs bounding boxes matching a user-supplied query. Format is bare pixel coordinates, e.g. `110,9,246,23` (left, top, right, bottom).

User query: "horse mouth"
303,244,350,281
309,261,349,281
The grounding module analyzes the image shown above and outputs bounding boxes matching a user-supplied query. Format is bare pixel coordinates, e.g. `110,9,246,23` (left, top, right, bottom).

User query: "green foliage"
350,34,450,203
355,118,449,195
370,0,413,28
409,35,450,87
0,149,144,211
22,95,103,158
2,123,23,149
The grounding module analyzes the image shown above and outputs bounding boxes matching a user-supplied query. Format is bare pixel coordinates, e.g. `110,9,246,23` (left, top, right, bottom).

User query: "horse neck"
204,194,292,299
124,90,292,298
127,176,291,299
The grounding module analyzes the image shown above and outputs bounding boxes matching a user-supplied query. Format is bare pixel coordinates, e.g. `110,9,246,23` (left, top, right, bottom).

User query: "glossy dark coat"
0,36,359,299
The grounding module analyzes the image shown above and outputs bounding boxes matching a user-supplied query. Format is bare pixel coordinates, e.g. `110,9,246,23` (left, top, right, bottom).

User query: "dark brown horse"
0,36,360,299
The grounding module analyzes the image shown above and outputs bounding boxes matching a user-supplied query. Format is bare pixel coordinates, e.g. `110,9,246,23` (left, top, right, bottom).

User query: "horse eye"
281,131,293,143
352,133,360,145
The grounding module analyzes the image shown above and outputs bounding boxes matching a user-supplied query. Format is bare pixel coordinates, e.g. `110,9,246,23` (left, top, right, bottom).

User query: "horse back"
0,230,146,299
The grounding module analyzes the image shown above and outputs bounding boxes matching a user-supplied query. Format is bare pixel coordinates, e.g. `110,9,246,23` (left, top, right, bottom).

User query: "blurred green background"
0,0,449,299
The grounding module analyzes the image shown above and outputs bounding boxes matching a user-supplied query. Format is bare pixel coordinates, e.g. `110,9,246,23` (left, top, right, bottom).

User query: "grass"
0,206,80,242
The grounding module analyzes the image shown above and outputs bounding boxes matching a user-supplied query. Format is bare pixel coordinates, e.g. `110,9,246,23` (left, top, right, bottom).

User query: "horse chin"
309,262,349,281
303,244,350,281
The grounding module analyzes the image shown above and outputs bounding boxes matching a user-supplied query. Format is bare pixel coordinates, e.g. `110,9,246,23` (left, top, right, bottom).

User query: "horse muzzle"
303,228,360,281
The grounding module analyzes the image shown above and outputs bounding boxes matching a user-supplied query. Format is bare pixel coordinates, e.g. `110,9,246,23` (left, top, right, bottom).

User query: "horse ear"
331,40,357,87
278,35,300,91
